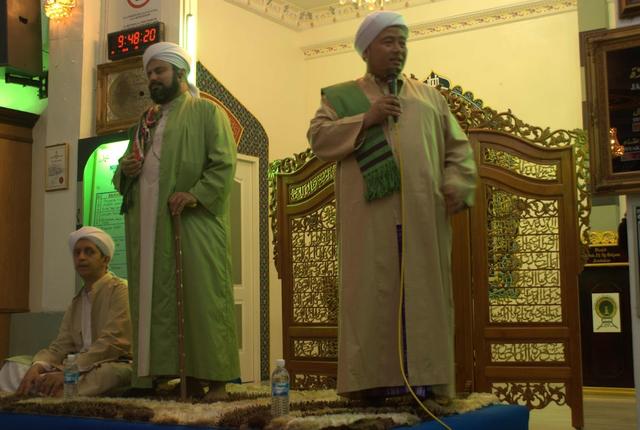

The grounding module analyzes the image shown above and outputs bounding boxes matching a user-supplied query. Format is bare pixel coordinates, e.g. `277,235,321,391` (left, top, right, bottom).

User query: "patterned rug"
0,385,499,429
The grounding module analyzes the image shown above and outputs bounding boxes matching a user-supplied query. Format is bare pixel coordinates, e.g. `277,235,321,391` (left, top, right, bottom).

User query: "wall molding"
301,0,577,59
224,0,440,30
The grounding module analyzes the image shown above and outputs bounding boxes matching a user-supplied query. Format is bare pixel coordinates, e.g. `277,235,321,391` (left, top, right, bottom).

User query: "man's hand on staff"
362,95,402,129
168,192,198,216
120,154,142,178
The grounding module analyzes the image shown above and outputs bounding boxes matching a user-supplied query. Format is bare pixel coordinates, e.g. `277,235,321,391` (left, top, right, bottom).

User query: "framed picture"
96,56,151,135
584,26,640,194
619,0,640,19
45,143,69,191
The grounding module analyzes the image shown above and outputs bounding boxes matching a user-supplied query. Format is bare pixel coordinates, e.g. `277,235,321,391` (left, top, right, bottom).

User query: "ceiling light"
43,0,76,21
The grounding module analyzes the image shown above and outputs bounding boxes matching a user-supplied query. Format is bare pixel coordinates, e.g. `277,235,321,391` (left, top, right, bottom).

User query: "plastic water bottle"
271,358,290,417
63,353,79,398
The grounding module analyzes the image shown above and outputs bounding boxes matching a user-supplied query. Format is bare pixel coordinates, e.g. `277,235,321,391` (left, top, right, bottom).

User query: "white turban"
354,11,408,58
68,226,115,258
142,41,200,97
143,42,191,73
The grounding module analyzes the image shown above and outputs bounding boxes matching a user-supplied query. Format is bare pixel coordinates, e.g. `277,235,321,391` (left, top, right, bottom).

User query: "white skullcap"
69,226,115,258
354,11,408,58
143,41,200,98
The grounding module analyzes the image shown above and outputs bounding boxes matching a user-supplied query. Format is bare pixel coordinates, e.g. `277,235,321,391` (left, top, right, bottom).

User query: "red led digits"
107,22,165,61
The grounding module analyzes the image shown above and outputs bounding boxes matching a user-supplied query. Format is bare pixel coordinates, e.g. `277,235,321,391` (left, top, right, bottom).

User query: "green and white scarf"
322,81,400,201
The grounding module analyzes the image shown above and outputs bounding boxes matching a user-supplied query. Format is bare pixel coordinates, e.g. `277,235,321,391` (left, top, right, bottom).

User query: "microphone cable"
391,118,454,430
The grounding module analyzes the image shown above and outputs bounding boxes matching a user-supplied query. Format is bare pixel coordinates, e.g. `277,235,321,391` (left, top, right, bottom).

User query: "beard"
149,72,181,104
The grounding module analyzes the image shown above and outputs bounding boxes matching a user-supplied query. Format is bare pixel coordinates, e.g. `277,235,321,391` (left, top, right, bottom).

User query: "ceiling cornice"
224,0,439,30
301,0,577,59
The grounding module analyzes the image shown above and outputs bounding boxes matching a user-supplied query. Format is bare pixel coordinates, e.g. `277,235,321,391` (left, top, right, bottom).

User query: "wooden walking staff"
172,213,187,401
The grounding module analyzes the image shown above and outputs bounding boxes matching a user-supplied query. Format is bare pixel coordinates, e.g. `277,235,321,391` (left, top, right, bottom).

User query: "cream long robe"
30,272,132,395
308,74,477,396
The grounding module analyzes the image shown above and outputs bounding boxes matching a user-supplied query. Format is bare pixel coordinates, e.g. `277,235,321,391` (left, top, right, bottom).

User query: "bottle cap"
276,358,285,367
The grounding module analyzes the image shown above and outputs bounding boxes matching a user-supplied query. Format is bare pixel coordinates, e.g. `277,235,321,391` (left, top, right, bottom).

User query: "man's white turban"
69,226,115,258
143,41,191,73
142,41,199,97
354,11,408,58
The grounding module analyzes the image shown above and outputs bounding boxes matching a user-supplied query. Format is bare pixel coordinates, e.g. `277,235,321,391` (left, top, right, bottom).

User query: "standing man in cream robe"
308,11,477,400
114,42,239,400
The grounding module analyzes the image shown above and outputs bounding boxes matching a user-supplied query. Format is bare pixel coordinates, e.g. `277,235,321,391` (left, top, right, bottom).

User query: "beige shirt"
32,272,133,373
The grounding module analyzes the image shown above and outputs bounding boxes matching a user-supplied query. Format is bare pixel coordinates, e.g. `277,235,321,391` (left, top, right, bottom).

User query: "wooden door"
0,108,38,360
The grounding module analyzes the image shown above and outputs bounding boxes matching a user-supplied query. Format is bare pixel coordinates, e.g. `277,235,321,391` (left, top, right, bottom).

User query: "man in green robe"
113,42,239,400
308,12,477,400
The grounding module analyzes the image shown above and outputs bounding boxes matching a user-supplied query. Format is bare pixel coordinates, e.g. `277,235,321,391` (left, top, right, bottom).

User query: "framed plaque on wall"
584,26,640,194
96,56,151,135
45,143,69,191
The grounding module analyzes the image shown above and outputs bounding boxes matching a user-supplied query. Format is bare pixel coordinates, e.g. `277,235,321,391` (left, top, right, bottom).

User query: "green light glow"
0,69,48,114
0,11,49,115
82,140,129,278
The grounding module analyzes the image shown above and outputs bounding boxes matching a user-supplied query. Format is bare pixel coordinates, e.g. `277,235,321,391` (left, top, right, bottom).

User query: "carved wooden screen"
269,81,591,420
273,156,338,389
467,130,584,429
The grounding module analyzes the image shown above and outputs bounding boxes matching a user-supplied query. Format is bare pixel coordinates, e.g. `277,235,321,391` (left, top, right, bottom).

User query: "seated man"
0,227,133,397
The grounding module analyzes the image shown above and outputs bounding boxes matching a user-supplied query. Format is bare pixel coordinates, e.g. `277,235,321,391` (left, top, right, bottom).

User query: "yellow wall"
196,2,583,161
196,1,584,168
197,1,308,161
302,7,582,135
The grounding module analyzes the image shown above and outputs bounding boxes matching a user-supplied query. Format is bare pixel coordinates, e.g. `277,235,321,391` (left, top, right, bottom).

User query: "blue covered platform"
0,404,528,430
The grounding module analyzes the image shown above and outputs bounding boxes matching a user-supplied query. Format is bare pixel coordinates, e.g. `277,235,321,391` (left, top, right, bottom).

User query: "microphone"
387,73,399,123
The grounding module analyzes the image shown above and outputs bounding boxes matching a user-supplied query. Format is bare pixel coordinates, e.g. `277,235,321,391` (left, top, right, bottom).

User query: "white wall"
29,0,101,311
197,1,308,161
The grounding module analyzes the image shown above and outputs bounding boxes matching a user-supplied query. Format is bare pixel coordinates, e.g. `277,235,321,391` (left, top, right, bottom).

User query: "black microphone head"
387,73,398,96
387,73,399,123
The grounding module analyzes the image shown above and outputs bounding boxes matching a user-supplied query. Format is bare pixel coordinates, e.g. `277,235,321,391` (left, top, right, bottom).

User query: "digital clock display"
108,22,165,61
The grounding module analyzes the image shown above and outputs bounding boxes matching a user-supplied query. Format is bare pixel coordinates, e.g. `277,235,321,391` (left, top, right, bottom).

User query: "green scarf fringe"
362,159,401,201
322,81,401,202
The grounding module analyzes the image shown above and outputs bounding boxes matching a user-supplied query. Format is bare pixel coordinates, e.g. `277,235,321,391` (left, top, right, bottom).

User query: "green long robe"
114,92,240,385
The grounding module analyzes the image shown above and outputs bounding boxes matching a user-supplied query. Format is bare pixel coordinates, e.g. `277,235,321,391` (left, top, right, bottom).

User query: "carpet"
0,385,507,429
